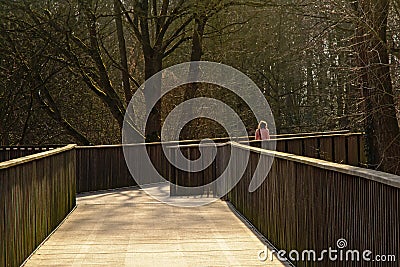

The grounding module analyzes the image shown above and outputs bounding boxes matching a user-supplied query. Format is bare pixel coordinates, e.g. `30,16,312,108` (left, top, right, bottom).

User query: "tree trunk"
180,16,207,140
143,50,163,141
79,0,126,130
114,0,132,107
354,0,400,174
18,92,34,145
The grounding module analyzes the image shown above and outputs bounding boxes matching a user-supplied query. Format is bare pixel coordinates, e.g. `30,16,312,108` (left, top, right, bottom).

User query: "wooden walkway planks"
23,187,288,267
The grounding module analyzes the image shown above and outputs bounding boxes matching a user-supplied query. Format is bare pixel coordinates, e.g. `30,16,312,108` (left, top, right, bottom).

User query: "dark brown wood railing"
0,146,63,162
226,143,400,267
248,132,366,166
75,141,186,193
0,145,76,267
0,130,350,163
195,130,351,143
76,145,134,193
0,131,362,194
74,131,361,193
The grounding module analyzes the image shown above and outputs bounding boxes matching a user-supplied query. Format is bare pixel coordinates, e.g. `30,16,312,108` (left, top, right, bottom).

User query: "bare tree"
351,0,400,174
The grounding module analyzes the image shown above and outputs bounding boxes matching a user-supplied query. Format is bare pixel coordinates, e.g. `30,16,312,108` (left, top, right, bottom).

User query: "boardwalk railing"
74,131,362,193
0,145,76,267
0,131,365,194
76,145,135,193
196,130,351,143
76,141,186,193
167,141,400,266
248,132,366,166
0,145,63,162
226,142,400,267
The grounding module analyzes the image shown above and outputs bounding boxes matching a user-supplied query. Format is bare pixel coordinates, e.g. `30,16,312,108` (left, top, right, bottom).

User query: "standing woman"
255,121,270,140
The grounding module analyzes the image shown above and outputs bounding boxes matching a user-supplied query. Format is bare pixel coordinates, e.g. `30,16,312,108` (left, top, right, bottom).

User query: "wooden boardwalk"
23,187,288,267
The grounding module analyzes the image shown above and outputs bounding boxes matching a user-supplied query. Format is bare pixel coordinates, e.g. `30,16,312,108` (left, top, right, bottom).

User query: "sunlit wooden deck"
23,186,288,267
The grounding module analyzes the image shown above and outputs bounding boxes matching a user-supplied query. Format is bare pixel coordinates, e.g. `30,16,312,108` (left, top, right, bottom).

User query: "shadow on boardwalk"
23,186,289,267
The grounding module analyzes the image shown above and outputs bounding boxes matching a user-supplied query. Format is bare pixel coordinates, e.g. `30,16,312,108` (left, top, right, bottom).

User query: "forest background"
1,0,399,174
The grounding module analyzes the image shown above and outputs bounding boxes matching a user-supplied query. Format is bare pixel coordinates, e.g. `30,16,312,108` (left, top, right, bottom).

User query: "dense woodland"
1,0,400,174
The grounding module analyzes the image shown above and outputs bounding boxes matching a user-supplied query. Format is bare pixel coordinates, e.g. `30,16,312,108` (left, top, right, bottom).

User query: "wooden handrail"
231,142,400,189
245,132,362,143
75,130,352,148
0,144,76,169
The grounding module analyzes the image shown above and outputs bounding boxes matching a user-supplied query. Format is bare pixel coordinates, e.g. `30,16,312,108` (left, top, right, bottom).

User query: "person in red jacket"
255,121,270,140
